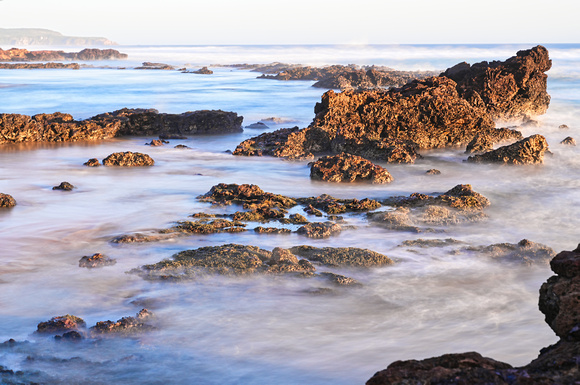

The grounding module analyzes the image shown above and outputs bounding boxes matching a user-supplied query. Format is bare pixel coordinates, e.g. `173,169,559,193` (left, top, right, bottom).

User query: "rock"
318,272,361,286
186,66,213,74
0,47,127,62
425,169,441,175
464,128,524,154
135,62,175,70
91,309,154,334
309,153,394,184
102,151,155,167
78,253,117,268
442,45,552,120
559,124,569,130
254,226,291,234
400,238,462,248
289,246,394,267
135,244,314,279
561,136,576,146
0,62,81,69
297,194,381,214
197,183,296,208
383,184,490,211
246,122,269,129
296,222,342,238
279,213,309,224
52,181,75,191
330,137,421,164
83,158,101,167
174,144,190,149
467,134,549,164
36,315,86,334
146,139,168,146
170,219,246,234
0,193,16,208
466,239,555,265
54,330,83,341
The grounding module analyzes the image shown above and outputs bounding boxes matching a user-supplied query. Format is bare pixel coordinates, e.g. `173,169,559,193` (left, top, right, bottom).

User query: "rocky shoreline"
0,47,127,61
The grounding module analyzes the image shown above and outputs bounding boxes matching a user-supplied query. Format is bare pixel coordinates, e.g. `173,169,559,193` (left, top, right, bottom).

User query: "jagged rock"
310,153,393,184
36,315,86,334
289,246,393,267
102,151,154,167
561,136,576,146
54,331,83,341
297,194,381,214
467,134,549,164
197,183,296,208
466,239,555,265
146,139,168,146
186,66,213,74
539,244,580,341
91,309,154,334
170,219,246,234
83,158,101,167
464,128,524,154
78,253,117,268
135,244,315,279
330,137,421,164
383,184,490,211
0,193,16,208
52,181,75,191
279,213,309,224
296,222,342,238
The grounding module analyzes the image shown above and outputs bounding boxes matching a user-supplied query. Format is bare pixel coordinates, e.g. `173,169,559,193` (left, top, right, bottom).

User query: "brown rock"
465,128,523,154
296,222,342,238
83,158,101,167
187,66,213,74
78,253,117,268
0,47,127,62
310,152,393,184
253,226,291,234
561,136,576,146
102,151,154,167
467,134,549,164
466,239,555,265
0,193,16,208
52,181,75,191
91,309,154,334
290,245,393,267
426,168,441,175
37,315,86,334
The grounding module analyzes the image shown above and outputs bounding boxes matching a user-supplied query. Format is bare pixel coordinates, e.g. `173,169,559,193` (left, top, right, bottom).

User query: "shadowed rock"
36,315,86,334
467,134,549,164
561,136,576,146
310,152,394,184
83,158,101,167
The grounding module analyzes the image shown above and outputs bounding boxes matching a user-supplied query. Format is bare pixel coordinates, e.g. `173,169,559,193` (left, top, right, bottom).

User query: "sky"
1,0,579,45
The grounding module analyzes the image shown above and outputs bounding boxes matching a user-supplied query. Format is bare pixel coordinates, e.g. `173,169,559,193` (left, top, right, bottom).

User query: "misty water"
0,44,579,384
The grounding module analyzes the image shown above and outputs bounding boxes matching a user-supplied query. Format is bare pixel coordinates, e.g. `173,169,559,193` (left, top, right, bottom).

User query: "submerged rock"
78,253,117,268
561,136,576,146
466,134,549,164
319,272,361,286
309,152,393,184
91,309,154,334
466,239,555,265
425,169,441,175
102,151,155,167
296,222,342,238
0,193,16,208
289,246,394,267
36,315,86,334
52,181,75,191
83,158,101,167
245,122,268,129
197,183,296,208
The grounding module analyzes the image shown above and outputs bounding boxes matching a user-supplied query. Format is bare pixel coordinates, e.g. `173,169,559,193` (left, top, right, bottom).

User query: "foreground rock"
289,246,394,267
0,62,81,69
36,315,86,334
0,193,16,208
0,47,127,61
78,253,117,268
467,134,549,164
102,151,154,167
0,109,243,144
296,222,342,238
366,243,580,384
91,309,154,334
310,153,393,184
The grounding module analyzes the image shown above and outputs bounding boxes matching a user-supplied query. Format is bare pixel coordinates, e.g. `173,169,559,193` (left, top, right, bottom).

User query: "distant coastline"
0,28,116,46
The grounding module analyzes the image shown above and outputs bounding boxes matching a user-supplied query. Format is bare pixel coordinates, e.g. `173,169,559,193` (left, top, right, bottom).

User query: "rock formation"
78,253,117,268
0,48,127,61
466,134,549,164
309,153,394,184
102,152,154,167
0,193,16,208
0,62,81,69
366,244,580,384
561,136,576,146
52,181,75,191
0,109,243,144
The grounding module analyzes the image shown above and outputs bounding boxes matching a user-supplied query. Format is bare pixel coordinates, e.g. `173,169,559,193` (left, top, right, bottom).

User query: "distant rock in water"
309,153,393,184
0,108,243,144
466,134,549,164
442,45,551,120
184,66,213,74
0,62,81,69
561,136,576,146
78,253,117,268
52,181,75,191
466,239,555,265
135,62,175,70
102,151,154,167
0,47,127,62
0,28,116,46
0,193,16,208
36,315,86,334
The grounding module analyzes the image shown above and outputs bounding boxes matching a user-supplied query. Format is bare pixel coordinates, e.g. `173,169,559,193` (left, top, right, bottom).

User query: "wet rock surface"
52,181,75,191
78,253,117,268
83,158,101,167
91,309,154,334
0,62,81,69
36,315,86,334
309,153,394,184
102,151,155,167
467,134,549,164
289,246,393,267
466,239,555,265
561,136,576,146
185,66,213,74
0,193,16,208
296,222,342,238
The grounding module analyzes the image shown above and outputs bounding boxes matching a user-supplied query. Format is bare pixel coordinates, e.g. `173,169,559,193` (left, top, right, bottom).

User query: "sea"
0,44,579,384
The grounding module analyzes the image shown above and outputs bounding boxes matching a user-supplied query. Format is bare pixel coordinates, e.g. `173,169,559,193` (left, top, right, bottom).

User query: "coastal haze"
1,1,580,385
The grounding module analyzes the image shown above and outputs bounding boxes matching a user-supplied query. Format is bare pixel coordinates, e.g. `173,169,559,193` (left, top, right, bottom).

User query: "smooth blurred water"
0,44,579,384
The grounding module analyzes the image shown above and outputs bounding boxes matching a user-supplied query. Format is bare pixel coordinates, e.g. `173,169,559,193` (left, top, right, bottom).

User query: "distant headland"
0,28,117,46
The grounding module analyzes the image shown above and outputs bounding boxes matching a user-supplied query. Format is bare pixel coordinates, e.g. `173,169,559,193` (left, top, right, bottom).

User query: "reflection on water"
1,44,579,384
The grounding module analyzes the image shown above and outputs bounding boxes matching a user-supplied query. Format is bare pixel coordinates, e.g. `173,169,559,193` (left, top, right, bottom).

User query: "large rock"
466,134,549,164
442,45,552,120
102,151,154,167
0,47,127,61
289,246,394,267
310,153,393,184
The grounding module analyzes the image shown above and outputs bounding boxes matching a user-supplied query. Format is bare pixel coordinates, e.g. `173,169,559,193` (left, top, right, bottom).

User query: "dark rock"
174,144,190,149
91,309,154,334
78,253,117,268
561,136,576,146
135,62,175,70
290,245,394,267
135,244,315,279
102,151,155,167
36,315,86,334
466,239,555,265
146,139,168,146
83,158,101,167
170,219,246,234
304,204,323,217
279,213,309,224
0,47,127,62
425,169,441,175
464,128,524,154
296,222,342,238
54,331,83,342
197,183,296,208
401,238,462,248
0,193,16,208
254,226,291,234
442,45,552,120
467,134,549,164
186,66,213,74
297,194,381,214
559,124,569,130
310,152,393,184
246,122,269,129
52,181,75,191
318,272,361,286
0,62,81,69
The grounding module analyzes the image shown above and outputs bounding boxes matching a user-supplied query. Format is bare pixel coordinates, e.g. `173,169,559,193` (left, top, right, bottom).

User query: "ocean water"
0,44,579,384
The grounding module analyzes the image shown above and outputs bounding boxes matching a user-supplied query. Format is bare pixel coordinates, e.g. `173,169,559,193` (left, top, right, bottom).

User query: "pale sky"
1,0,579,45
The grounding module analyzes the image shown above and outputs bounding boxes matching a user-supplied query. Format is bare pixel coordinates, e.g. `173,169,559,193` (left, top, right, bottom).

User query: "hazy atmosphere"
1,0,579,45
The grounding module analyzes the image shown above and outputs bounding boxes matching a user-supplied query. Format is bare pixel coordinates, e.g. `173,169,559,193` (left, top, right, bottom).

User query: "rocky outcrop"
185,66,213,74
102,152,154,167
366,244,580,385
289,246,394,267
91,309,154,334
464,128,524,154
0,48,127,61
442,45,552,120
561,136,576,146
36,315,86,334
52,181,75,191
0,109,243,144
135,62,175,70
309,153,394,184
466,239,555,265
296,222,342,238
78,253,117,268
0,62,81,69
0,193,16,208
466,134,549,164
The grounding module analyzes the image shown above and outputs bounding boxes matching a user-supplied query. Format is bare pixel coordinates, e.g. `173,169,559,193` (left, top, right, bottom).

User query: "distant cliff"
0,28,116,46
